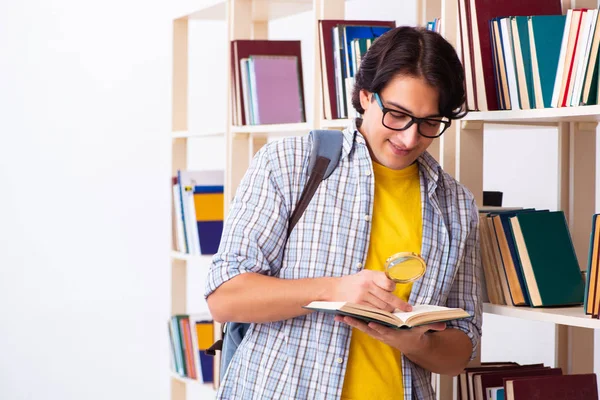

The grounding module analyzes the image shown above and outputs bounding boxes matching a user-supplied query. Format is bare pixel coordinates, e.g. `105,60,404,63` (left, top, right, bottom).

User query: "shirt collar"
342,118,442,194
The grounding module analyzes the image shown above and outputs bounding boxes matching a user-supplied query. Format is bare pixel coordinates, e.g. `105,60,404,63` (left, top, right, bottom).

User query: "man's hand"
329,270,412,313
334,315,446,355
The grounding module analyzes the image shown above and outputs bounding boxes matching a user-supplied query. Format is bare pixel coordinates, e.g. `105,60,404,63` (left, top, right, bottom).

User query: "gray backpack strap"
287,130,343,237
308,129,344,179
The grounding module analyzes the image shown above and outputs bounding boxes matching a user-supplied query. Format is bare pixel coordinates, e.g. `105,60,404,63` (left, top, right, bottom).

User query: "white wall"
0,1,172,399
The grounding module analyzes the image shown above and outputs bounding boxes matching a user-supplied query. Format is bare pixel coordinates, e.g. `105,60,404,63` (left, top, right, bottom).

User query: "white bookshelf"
170,251,214,263
463,105,600,124
172,130,225,139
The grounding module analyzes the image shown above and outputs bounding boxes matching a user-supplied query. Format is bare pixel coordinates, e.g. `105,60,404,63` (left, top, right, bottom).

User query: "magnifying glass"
384,252,427,283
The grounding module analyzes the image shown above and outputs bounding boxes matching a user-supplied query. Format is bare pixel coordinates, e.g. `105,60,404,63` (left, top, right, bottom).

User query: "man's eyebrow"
385,99,442,118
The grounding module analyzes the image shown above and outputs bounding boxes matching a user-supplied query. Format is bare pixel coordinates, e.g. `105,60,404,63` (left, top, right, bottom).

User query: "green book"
515,16,534,109
529,15,567,108
510,211,584,307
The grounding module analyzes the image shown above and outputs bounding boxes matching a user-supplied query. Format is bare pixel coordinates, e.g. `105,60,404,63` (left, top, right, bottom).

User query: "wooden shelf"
172,130,225,139
463,105,600,124
230,122,310,135
483,303,600,329
171,251,214,263
171,372,217,392
320,119,351,129
181,0,313,21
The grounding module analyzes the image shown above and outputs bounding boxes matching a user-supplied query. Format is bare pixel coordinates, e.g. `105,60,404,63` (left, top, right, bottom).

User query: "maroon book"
471,0,562,111
230,40,304,126
505,373,598,400
318,19,395,119
477,367,561,400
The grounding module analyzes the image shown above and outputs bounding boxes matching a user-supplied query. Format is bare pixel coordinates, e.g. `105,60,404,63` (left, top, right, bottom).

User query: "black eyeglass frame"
373,93,451,138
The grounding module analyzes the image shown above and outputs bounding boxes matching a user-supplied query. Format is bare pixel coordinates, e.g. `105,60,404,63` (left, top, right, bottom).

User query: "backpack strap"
287,130,343,238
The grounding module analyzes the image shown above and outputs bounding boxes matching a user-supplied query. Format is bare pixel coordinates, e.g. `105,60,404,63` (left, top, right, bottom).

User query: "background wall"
0,1,596,400
0,1,172,399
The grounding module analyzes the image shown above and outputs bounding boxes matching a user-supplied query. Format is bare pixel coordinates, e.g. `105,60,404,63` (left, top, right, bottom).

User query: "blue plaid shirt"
205,120,483,399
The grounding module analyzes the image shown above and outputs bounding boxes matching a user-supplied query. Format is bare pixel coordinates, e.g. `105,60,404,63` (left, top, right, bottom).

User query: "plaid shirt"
205,120,483,399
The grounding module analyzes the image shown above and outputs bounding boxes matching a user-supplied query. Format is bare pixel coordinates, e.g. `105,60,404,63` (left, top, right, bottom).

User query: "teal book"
515,16,534,109
510,211,585,307
530,15,567,108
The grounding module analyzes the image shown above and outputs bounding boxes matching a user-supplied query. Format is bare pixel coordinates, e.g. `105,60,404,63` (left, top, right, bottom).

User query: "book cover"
303,301,470,329
510,211,585,307
248,55,305,125
505,373,598,400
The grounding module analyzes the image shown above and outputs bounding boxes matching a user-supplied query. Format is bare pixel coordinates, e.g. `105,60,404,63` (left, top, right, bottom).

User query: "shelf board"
171,251,213,262
171,372,216,392
172,130,225,139
230,122,310,135
463,105,600,124
483,303,600,329
182,0,313,21
320,119,351,129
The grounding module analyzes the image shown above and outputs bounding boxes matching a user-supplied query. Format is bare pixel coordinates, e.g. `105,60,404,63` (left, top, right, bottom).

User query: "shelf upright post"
171,15,189,400
313,0,344,130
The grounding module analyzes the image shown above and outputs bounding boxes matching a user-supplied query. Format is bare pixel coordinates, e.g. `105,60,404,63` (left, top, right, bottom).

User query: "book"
303,301,470,329
505,373,598,400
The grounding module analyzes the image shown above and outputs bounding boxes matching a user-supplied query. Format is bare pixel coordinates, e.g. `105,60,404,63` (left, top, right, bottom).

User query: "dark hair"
351,26,467,120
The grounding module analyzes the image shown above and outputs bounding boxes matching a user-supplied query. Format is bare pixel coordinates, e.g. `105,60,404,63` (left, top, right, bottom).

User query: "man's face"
358,74,440,170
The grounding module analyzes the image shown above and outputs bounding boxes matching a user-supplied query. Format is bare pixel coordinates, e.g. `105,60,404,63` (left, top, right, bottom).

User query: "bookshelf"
171,0,600,399
419,0,600,398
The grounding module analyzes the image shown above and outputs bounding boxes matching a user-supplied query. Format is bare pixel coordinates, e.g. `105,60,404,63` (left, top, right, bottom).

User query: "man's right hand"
329,270,413,313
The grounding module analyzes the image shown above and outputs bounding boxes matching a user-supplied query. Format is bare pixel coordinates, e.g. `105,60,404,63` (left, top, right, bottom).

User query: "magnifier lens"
385,252,426,283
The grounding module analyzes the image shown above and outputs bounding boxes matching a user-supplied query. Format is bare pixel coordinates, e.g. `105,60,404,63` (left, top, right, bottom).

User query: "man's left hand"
334,315,446,355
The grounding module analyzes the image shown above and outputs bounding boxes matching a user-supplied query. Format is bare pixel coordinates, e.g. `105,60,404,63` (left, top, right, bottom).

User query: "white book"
551,10,573,108
500,18,520,110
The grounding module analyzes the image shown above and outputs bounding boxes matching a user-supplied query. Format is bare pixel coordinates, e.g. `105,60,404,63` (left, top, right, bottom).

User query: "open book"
303,301,470,329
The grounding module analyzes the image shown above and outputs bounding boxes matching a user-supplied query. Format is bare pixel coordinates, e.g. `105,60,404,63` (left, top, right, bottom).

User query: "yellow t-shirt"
341,161,422,400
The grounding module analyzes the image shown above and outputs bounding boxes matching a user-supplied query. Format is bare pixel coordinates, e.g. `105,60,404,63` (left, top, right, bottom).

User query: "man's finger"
371,288,412,312
372,272,396,292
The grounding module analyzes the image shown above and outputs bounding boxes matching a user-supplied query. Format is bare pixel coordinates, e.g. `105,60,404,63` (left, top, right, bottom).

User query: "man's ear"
359,89,371,112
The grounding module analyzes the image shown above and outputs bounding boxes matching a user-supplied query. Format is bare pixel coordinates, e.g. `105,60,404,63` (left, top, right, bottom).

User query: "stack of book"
478,208,585,308
459,361,597,400
169,314,214,383
172,170,224,255
230,40,306,126
317,19,395,120
456,0,600,111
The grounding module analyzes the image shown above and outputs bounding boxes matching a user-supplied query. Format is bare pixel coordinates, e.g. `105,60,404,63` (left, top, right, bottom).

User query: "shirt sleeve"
204,143,290,298
445,198,483,361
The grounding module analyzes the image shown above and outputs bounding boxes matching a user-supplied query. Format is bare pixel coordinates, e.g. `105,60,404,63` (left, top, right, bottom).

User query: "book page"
392,304,455,321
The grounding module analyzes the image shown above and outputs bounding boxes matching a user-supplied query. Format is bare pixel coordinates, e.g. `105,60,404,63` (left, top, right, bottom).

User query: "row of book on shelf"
230,19,423,125
172,170,224,255
459,361,597,400
169,314,214,384
458,0,600,111
478,207,593,311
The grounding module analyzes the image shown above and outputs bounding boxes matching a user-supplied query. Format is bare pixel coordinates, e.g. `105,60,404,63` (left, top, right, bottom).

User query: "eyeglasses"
373,93,451,138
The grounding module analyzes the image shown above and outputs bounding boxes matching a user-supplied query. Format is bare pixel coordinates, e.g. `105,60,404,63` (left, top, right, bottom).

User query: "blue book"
340,25,392,78
197,221,224,255
199,352,214,383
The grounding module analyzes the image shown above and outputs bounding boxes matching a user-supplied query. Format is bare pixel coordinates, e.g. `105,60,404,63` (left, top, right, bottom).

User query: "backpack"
205,129,344,380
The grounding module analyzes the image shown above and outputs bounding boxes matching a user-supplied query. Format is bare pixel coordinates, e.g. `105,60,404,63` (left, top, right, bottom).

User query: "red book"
180,318,197,379
471,0,562,111
318,19,395,119
505,373,598,400
477,367,561,400
230,40,304,126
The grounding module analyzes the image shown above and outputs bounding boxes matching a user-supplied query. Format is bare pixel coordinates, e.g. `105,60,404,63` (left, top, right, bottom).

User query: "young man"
205,26,482,399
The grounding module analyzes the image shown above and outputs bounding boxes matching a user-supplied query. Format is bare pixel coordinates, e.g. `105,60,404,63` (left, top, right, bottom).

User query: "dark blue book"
197,221,223,255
